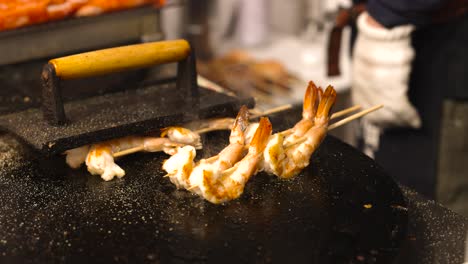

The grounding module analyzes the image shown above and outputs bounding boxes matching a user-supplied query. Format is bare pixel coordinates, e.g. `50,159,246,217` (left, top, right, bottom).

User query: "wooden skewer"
114,146,144,158
113,141,185,158
327,104,383,131
249,104,292,119
163,174,170,178
197,75,236,96
188,104,293,135
284,105,383,148
284,137,307,148
187,185,198,190
248,108,263,115
279,105,362,137
194,127,219,134
331,105,361,120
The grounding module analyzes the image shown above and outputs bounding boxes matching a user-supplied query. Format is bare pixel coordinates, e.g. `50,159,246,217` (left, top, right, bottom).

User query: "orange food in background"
0,1,49,30
0,0,165,31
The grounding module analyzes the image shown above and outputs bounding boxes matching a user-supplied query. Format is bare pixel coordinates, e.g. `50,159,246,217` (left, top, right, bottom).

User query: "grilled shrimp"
189,118,272,204
263,85,336,179
85,136,182,181
163,106,250,188
66,131,195,181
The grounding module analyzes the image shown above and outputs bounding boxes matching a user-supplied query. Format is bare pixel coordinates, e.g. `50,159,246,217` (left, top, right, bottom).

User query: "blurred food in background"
197,50,298,103
0,0,165,31
187,0,352,112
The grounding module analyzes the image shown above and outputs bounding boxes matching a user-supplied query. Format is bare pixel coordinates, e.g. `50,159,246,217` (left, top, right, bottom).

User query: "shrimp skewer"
65,127,200,181
163,117,272,204
263,85,337,179
84,136,186,181
163,106,250,189
112,104,291,158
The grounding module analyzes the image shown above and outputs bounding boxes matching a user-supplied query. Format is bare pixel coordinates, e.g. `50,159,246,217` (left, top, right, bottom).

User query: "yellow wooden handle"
49,39,191,80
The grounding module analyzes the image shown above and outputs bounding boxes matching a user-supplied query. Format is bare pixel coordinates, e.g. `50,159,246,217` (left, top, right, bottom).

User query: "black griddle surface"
0,85,254,156
0,112,408,263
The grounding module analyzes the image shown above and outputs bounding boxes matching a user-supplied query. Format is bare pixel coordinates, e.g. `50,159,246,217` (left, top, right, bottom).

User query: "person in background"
352,0,468,216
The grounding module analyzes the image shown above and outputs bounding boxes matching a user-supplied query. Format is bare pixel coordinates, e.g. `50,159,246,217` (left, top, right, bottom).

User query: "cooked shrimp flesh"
86,136,189,181
162,145,196,189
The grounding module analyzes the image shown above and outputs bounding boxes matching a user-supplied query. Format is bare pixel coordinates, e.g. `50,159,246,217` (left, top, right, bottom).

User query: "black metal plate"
0,112,407,263
0,85,254,156
0,6,161,66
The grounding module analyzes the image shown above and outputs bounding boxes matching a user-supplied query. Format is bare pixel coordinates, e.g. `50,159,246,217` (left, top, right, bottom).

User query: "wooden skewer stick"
284,105,383,148
248,108,263,115
330,105,361,120
250,104,292,119
284,137,307,148
279,105,362,137
197,75,236,96
114,146,144,158
113,142,186,158
187,185,198,190
188,104,293,135
328,104,383,131
194,127,219,134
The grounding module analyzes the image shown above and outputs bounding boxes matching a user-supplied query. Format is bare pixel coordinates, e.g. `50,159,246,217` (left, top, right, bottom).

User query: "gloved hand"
352,12,421,129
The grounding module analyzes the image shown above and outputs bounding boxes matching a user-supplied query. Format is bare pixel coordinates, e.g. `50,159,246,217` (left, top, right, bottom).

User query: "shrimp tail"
317,86,324,102
315,85,337,123
303,81,319,120
228,105,250,145
249,117,272,153
160,127,171,137
233,105,250,132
